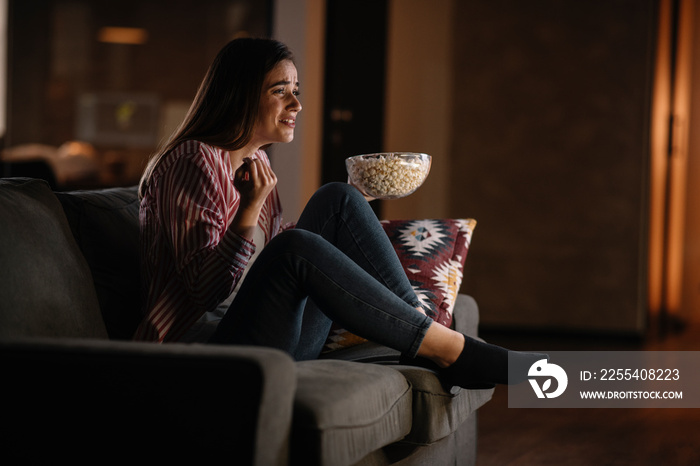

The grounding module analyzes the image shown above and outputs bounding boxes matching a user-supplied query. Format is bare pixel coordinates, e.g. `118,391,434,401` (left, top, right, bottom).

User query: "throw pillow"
323,218,476,353
0,178,108,339
56,186,142,340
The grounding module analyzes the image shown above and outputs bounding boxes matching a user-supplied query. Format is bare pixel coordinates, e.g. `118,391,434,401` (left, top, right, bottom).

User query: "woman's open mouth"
280,118,296,128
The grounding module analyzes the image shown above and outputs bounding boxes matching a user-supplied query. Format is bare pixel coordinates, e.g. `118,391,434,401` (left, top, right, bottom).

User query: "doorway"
321,0,388,215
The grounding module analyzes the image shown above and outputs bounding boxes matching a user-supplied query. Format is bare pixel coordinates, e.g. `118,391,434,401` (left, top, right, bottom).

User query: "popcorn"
346,153,431,199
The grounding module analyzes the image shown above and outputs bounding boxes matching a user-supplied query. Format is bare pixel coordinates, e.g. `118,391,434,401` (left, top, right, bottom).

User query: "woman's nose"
288,95,302,112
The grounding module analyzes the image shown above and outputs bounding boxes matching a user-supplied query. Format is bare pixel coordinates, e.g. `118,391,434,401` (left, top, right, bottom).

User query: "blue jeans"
209,182,433,360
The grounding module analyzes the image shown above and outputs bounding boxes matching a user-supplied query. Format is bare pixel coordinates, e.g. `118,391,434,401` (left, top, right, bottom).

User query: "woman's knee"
296,182,369,234
311,182,363,205
271,229,324,253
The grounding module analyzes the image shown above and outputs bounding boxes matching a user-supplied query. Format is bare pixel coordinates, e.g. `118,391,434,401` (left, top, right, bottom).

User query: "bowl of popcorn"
346,152,432,200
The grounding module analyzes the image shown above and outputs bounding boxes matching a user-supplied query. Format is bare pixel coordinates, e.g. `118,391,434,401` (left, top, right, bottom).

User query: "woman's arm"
158,156,256,313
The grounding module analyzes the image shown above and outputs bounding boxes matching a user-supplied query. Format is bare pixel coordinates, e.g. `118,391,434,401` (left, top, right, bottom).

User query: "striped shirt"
133,140,282,342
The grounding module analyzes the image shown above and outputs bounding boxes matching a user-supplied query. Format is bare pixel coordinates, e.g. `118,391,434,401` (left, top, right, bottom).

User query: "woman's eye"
272,87,300,97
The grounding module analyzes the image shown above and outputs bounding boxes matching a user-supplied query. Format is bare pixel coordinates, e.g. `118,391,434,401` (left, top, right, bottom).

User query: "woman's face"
252,60,301,147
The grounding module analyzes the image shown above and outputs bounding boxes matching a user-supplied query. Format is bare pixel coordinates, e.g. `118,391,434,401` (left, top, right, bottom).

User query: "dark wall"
451,0,657,333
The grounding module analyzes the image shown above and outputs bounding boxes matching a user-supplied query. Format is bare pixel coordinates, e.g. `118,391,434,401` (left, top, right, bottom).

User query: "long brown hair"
138,38,294,198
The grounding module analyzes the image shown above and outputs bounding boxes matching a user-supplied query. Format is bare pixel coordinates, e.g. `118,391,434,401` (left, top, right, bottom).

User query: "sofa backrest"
55,184,142,340
0,178,108,339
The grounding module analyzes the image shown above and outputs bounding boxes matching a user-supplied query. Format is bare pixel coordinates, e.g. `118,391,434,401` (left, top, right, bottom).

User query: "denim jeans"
209,182,433,360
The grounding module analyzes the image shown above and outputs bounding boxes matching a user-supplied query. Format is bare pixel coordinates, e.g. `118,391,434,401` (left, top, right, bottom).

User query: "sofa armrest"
452,294,480,338
0,338,296,466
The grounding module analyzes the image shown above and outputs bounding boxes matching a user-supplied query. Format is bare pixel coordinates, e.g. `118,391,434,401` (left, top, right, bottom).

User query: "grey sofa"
0,177,494,465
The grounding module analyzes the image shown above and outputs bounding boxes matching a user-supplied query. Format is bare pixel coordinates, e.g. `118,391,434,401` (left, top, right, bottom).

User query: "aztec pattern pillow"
323,218,476,353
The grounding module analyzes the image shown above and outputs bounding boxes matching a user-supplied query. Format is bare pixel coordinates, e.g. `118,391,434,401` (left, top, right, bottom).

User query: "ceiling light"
97,27,148,45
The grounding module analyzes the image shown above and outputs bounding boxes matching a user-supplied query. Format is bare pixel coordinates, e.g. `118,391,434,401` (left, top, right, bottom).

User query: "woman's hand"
235,157,277,207
230,157,277,239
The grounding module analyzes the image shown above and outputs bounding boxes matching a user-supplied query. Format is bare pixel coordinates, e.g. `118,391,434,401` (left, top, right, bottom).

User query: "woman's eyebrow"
269,80,300,88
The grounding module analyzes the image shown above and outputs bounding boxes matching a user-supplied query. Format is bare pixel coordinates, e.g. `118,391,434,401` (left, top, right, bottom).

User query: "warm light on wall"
649,0,693,317
97,27,148,45
649,0,671,316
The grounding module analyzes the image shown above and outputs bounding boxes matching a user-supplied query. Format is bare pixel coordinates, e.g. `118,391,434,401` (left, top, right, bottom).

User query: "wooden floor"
476,317,700,465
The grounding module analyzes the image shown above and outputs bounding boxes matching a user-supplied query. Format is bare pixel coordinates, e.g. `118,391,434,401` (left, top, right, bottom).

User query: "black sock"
442,335,548,387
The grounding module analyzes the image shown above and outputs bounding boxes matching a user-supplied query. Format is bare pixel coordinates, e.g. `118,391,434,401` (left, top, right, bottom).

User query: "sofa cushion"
0,178,107,339
319,294,494,446
381,218,477,327
55,186,141,340
292,359,413,466
393,365,494,445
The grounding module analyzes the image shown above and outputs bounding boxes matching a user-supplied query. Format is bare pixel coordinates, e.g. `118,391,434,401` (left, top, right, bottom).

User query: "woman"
135,37,543,387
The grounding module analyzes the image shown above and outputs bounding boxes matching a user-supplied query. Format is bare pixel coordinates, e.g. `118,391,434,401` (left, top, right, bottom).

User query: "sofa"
0,177,494,465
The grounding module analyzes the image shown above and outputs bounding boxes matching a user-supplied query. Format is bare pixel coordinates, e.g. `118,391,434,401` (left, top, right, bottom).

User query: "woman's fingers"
245,157,276,186
259,160,277,186
234,157,277,206
234,158,252,183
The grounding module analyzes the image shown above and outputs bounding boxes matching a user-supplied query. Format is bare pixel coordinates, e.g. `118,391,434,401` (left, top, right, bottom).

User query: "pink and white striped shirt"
133,141,283,342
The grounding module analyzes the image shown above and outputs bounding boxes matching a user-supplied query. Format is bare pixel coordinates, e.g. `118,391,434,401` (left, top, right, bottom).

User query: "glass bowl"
345,152,432,200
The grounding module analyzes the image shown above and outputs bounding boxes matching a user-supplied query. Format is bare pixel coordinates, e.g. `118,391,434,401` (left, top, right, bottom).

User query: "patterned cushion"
323,218,476,353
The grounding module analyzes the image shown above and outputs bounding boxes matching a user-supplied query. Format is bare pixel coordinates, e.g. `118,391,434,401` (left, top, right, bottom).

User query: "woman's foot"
399,353,496,391
402,334,547,389
442,335,547,387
